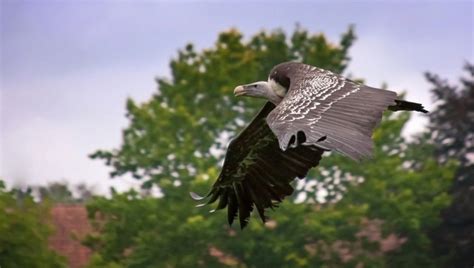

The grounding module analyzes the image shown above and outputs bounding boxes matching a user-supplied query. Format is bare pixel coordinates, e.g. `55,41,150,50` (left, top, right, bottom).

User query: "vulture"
191,62,427,229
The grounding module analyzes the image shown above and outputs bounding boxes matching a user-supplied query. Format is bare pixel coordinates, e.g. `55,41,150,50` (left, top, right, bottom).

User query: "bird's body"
192,62,427,229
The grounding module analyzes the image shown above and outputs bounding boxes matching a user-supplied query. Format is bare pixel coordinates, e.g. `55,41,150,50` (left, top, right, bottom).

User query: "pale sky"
1,0,473,194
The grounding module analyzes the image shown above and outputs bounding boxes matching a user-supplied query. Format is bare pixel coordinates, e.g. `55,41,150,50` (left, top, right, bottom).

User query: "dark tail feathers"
388,100,428,113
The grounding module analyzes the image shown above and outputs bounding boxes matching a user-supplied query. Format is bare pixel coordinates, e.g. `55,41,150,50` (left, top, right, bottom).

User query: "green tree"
91,26,355,192
36,182,94,204
0,180,67,268
426,63,474,267
87,26,454,267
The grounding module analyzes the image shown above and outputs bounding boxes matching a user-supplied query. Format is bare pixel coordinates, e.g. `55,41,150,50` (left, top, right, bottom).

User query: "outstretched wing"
192,102,325,229
267,66,398,160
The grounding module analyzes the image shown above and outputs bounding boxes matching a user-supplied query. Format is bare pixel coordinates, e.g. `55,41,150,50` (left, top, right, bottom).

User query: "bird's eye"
253,85,258,88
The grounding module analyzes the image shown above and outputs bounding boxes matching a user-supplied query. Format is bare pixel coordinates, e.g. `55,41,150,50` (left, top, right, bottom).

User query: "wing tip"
389,99,429,114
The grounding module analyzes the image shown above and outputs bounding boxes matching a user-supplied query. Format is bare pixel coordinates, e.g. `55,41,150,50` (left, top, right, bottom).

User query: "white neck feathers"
268,79,287,98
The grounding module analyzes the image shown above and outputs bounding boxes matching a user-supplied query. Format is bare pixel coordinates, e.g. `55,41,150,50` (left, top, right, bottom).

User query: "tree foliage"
87,26,454,267
426,63,474,267
0,180,67,268
36,182,94,204
91,26,355,193
425,63,474,184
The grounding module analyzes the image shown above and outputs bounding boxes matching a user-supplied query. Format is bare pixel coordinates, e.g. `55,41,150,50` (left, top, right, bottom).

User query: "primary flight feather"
191,62,427,229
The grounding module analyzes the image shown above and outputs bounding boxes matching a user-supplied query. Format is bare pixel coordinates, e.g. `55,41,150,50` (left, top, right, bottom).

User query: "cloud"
1,65,166,193
2,1,471,192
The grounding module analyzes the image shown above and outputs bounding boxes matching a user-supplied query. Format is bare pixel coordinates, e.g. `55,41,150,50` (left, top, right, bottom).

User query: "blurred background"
1,1,473,267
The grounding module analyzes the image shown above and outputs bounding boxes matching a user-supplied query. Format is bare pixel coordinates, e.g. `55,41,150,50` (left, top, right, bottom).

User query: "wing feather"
193,102,325,229
267,64,397,160
193,62,427,228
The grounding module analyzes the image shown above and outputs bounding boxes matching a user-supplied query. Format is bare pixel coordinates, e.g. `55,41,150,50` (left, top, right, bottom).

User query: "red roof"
49,204,92,268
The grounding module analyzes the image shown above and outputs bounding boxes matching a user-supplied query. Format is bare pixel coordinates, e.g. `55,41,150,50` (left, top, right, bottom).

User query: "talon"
190,192,205,200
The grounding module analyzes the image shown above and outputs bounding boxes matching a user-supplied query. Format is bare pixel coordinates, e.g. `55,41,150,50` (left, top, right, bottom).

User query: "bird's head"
233,80,285,104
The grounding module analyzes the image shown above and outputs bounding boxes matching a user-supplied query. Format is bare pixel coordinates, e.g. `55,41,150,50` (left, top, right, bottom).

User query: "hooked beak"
233,85,246,97
233,81,268,98
233,81,282,105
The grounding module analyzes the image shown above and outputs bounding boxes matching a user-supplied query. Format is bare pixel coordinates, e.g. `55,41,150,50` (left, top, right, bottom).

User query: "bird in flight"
191,62,427,229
